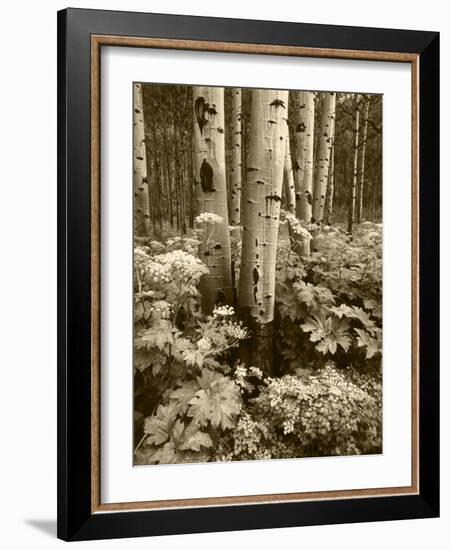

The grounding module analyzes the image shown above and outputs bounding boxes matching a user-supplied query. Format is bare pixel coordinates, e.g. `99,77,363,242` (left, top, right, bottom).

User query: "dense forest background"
137,85,382,236
133,83,383,466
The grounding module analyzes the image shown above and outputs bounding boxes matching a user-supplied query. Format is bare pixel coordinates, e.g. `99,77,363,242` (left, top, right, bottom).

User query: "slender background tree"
230,88,243,227
312,92,336,224
133,83,151,236
283,118,296,214
294,91,315,222
348,95,360,234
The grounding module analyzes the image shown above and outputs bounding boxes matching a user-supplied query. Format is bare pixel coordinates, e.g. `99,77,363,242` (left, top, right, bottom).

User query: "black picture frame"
57,7,439,541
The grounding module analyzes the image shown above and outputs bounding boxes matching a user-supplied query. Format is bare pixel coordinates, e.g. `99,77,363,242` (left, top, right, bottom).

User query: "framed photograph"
57,8,439,541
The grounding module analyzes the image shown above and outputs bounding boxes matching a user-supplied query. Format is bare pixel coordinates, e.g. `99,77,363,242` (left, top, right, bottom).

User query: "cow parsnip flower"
195,212,224,226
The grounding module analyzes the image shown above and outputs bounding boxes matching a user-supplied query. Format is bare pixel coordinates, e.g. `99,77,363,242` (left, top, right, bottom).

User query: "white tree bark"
193,86,233,312
230,88,242,226
356,96,370,224
312,92,336,224
324,142,335,225
283,120,296,214
348,95,360,234
324,111,336,226
294,92,315,222
133,83,151,236
239,89,288,324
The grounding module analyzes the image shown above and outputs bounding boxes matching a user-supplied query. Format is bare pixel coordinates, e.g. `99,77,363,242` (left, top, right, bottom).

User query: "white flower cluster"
134,246,149,259
285,213,312,239
144,260,171,284
235,364,247,378
146,249,208,285
134,247,150,272
165,236,201,255
195,212,224,225
222,320,248,341
249,366,263,379
197,336,212,352
213,305,235,318
235,364,263,384
234,364,250,391
150,300,172,319
266,376,304,435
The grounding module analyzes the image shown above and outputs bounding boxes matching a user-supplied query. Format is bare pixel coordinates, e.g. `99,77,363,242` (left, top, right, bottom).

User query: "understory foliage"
134,220,382,465
276,220,382,373
215,364,381,460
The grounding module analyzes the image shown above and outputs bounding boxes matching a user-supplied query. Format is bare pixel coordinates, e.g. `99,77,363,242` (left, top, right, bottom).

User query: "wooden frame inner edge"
90,34,420,514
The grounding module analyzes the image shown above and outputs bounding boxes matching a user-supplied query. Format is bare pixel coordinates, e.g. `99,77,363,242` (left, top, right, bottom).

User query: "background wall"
0,0,447,547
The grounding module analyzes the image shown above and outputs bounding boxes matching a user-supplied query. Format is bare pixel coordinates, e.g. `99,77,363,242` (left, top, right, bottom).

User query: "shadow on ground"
25,519,57,538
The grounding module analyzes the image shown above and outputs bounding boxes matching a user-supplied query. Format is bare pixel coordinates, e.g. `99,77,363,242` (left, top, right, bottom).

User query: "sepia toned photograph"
133,82,383,466
56,9,439,540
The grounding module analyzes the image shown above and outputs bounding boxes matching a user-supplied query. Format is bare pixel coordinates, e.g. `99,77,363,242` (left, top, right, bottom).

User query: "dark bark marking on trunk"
253,268,259,285
296,122,306,133
200,159,215,192
194,96,209,134
270,99,286,108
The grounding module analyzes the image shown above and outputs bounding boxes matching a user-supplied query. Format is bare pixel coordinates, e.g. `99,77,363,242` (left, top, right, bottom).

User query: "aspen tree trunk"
239,89,288,373
230,88,242,226
182,147,189,232
133,83,151,236
160,163,167,224
283,120,296,214
148,118,163,234
188,119,195,228
193,86,233,313
312,92,336,224
180,161,187,234
294,92,315,222
356,97,370,224
371,174,379,221
348,96,360,234
173,113,184,233
143,128,156,234
324,142,335,225
162,127,173,227
324,110,336,226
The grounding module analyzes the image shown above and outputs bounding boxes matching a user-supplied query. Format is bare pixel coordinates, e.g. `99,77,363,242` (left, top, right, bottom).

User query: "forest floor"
133,217,383,465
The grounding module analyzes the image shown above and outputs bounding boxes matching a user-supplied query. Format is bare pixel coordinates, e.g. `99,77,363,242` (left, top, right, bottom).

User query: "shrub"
215,364,382,461
134,234,248,465
275,222,382,372
134,221,383,465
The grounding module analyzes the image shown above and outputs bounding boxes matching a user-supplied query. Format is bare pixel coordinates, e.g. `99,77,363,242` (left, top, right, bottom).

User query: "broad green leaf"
182,348,205,368
187,390,211,427
171,419,185,443
134,347,153,373
136,320,174,352
150,441,177,464
187,375,241,430
170,380,199,413
143,402,179,446
354,328,381,359
178,422,213,452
